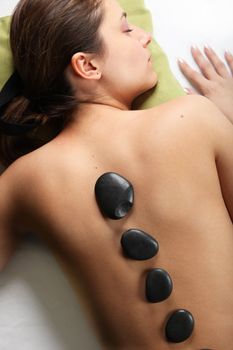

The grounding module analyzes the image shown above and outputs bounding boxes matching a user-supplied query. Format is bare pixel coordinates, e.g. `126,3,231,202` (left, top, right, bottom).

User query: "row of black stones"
95,172,194,343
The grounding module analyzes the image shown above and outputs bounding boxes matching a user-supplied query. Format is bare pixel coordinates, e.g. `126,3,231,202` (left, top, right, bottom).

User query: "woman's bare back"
2,95,233,349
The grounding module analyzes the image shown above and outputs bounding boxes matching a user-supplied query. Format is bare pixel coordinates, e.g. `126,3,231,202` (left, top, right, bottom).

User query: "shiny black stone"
95,172,134,220
146,268,173,303
165,309,194,343
121,229,159,260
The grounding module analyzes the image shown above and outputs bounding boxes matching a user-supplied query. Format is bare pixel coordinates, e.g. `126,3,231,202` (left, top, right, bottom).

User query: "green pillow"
0,16,13,91
0,1,185,109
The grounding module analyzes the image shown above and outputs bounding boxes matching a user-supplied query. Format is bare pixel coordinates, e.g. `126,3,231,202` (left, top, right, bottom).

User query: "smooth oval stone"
146,268,173,303
165,309,194,343
121,229,159,260
95,172,134,220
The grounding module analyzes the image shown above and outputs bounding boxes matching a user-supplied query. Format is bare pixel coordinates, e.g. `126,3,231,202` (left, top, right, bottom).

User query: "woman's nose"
140,31,152,48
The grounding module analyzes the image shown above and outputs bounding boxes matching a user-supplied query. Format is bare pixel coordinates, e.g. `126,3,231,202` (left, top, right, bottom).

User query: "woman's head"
0,0,157,166
0,0,105,166
11,0,156,110
11,0,105,114
87,0,157,108
68,0,157,108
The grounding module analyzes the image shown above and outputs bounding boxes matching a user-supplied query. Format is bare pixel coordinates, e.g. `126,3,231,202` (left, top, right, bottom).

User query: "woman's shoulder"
0,142,59,205
132,95,221,156
0,141,69,237
136,95,219,132
0,155,36,240
142,94,211,119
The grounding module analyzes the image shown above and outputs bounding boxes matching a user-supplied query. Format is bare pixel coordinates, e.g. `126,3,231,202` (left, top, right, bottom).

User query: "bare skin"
1,94,233,349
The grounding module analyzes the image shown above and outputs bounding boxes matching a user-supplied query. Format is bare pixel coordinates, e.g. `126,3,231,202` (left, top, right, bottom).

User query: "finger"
190,45,218,80
224,51,233,75
178,58,211,94
203,45,230,78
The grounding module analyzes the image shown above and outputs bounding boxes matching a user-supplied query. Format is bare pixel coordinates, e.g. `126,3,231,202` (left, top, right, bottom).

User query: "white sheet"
0,1,233,349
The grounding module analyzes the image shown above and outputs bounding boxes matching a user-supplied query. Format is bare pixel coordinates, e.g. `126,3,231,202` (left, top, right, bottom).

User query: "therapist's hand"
178,46,233,123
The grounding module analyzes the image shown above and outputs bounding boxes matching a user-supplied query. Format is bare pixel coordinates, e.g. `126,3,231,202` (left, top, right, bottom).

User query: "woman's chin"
131,85,157,109
151,71,158,87
141,74,158,95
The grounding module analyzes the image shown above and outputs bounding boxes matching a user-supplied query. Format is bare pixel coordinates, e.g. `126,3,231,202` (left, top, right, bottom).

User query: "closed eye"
124,28,133,33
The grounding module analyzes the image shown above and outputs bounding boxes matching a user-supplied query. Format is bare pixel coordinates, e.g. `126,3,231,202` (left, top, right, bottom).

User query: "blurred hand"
178,46,233,122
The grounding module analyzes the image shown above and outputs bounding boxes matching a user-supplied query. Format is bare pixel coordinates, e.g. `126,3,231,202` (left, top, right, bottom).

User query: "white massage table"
0,1,232,349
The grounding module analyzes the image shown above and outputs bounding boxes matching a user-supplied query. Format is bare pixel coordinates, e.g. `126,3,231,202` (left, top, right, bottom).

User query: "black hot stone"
146,268,173,303
165,309,194,343
121,229,159,260
95,172,134,220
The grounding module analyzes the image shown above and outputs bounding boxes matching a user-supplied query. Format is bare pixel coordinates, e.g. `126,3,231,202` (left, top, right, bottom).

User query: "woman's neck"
60,101,133,140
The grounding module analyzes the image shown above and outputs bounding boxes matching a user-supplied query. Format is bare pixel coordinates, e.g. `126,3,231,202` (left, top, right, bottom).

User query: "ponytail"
0,72,74,167
0,93,61,167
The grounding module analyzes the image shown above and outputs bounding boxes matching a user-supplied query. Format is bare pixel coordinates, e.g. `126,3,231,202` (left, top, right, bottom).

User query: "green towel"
0,16,13,91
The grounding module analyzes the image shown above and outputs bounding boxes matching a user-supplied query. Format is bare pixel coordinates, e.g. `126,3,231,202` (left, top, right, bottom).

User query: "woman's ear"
71,52,102,80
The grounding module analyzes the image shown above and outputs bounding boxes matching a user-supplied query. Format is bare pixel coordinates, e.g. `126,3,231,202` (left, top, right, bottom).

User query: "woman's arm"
178,46,233,124
193,95,233,222
0,174,20,271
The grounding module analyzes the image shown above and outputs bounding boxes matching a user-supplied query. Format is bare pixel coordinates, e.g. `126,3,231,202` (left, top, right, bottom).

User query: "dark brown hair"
0,0,105,167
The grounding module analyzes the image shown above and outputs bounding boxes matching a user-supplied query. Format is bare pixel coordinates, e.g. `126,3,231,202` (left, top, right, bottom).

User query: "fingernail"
191,44,199,51
177,57,186,64
184,88,190,94
225,50,232,56
204,44,212,51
